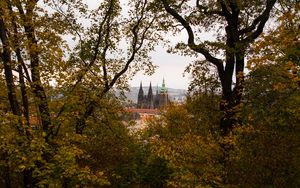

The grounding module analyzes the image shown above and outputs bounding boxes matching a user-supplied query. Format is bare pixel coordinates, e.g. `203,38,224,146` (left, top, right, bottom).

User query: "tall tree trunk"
16,1,52,140
0,18,21,117
219,52,245,136
23,169,35,188
27,26,52,140
18,63,31,134
219,26,237,135
75,103,95,134
4,166,12,188
8,0,31,128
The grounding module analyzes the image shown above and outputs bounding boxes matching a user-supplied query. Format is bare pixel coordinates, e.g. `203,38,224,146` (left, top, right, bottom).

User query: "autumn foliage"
0,0,299,187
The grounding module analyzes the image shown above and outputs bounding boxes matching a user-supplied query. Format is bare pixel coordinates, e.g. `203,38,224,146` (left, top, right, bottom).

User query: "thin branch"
100,3,114,92
50,0,84,50
196,0,224,16
55,0,115,121
7,1,32,83
107,0,150,92
240,0,277,41
161,0,223,70
218,0,231,19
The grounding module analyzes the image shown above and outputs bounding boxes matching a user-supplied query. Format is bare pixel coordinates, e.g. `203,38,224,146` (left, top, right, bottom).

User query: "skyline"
129,42,197,90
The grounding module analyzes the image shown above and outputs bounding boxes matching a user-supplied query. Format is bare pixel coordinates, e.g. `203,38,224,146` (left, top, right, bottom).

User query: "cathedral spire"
160,77,167,94
137,81,144,108
148,82,153,96
138,81,143,95
147,82,154,109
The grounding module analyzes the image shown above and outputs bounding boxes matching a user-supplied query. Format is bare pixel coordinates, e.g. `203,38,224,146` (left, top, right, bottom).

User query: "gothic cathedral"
137,78,169,109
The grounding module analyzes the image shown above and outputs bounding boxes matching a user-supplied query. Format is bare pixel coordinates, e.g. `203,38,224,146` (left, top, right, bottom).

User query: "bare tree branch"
161,0,224,71
240,0,277,42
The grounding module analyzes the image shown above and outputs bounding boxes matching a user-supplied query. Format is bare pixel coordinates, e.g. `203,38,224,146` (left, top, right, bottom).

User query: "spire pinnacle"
160,77,167,93
138,81,144,96
148,81,153,95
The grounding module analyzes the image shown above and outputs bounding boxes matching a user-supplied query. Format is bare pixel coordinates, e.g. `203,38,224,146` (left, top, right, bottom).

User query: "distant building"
137,78,169,109
171,96,187,104
125,108,160,131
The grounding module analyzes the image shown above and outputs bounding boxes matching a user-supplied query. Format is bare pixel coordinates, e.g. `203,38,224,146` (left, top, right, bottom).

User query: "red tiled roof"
126,108,159,114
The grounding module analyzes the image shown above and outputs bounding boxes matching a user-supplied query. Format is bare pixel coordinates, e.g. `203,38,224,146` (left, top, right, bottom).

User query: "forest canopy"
0,0,299,187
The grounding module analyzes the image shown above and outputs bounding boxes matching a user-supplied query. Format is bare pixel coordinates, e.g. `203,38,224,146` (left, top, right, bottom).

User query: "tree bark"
18,63,31,130
0,18,21,117
16,0,52,140
3,166,12,188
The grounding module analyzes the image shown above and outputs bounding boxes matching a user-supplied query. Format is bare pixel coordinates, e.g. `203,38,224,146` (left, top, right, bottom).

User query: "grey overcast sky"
129,44,195,90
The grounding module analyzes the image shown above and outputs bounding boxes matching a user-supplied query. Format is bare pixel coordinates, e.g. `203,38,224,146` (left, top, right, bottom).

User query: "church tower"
137,82,144,108
147,82,154,109
154,85,159,108
159,78,168,108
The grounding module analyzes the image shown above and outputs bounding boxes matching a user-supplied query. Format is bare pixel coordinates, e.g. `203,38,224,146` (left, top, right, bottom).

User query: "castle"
137,78,169,109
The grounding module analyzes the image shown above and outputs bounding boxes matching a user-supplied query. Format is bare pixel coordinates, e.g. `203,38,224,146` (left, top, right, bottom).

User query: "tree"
228,50,300,187
226,2,300,186
0,5,22,127
185,60,221,95
48,0,159,134
156,0,277,134
0,0,158,186
142,103,223,187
